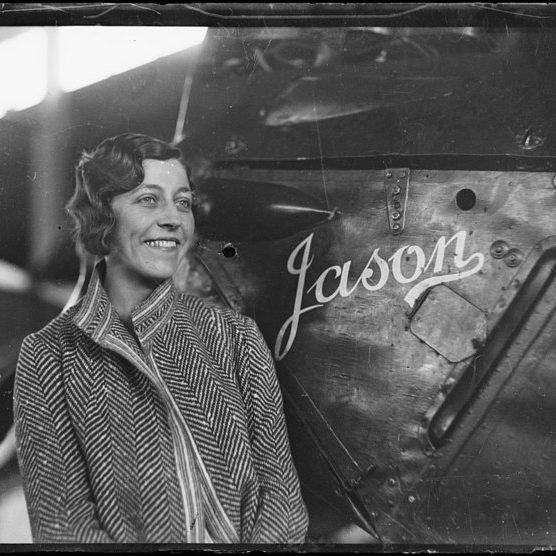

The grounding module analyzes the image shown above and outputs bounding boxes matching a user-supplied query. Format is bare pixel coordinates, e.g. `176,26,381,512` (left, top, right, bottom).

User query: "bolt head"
506,257,518,267
490,240,509,259
392,211,401,220
504,248,523,268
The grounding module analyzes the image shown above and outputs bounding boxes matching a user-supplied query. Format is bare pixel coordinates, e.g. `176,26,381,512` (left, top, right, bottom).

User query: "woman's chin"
146,269,176,284
134,263,178,286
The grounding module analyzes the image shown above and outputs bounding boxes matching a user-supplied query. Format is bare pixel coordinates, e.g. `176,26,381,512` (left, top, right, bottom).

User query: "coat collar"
72,260,178,346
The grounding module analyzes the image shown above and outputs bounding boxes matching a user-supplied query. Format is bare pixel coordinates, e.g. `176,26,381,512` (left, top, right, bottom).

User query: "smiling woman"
105,158,195,324
12,133,308,544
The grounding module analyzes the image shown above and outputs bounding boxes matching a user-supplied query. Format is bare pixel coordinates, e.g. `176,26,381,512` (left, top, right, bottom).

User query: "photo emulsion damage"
0,3,555,551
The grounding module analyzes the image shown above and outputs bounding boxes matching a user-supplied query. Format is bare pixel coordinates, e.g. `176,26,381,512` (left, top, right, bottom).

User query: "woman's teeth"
145,240,177,248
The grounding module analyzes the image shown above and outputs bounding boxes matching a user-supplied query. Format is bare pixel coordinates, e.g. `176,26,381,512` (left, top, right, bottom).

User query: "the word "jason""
274,231,484,361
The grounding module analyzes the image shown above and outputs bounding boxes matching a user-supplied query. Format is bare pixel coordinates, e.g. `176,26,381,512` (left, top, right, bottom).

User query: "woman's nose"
157,202,182,228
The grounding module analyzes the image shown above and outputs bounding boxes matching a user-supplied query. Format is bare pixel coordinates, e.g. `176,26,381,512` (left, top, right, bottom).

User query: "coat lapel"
152,312,255,530
72,262,241,542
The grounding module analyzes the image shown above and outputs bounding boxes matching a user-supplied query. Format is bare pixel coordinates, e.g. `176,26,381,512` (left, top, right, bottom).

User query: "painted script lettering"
274,231,484,361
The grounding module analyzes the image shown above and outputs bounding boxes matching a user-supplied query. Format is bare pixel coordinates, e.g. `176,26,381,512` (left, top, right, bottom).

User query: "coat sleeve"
238,316,309,543
13,333,115,543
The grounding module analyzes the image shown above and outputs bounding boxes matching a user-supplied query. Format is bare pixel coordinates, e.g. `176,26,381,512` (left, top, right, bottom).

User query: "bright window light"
58,26,207,92
0,29,48,118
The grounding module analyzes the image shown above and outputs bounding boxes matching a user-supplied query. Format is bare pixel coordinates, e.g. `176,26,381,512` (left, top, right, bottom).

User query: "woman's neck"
103,265,158,324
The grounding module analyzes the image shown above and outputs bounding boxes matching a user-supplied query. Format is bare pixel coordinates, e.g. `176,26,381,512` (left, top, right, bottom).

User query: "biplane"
177,22,556,544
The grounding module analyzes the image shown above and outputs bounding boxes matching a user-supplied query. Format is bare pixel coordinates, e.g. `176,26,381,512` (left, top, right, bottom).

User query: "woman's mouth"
145,239,179,250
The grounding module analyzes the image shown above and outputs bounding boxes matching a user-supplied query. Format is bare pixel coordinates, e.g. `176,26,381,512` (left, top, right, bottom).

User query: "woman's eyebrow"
138,183,192,193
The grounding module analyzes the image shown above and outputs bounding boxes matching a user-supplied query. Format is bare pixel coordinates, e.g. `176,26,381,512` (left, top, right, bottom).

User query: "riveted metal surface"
176,21,556,546
393,250,556,543
384,168,410,235
189,167,556,542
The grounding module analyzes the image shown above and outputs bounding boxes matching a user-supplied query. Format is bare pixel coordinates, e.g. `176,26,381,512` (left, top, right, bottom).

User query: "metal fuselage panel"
179,21,556,545
189,167,556,543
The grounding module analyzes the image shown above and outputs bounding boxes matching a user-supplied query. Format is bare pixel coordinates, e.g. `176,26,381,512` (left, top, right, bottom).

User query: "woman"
13,133,309,543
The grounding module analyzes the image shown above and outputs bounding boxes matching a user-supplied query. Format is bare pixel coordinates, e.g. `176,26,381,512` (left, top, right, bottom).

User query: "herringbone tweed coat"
14,267,308,543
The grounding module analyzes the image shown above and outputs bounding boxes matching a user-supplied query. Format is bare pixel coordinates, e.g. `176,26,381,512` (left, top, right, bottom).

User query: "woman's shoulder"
176,293,253,333
15,306,85,400
174,295,272,370
21,304,81,352
178,293,245,320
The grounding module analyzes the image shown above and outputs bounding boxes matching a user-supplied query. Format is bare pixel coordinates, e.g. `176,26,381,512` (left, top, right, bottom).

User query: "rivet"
392,185,401,195
393,200,401,209
392,211,401,220
387,477,396,487
386,170,392,178
392,223,401,232
408,495,416,504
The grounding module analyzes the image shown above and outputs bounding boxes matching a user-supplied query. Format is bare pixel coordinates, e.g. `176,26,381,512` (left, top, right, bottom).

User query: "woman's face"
106,158,195,288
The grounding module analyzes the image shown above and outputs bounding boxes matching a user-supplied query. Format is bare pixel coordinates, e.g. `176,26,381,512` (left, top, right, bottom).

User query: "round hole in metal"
456,188,476,211
220,244,237,258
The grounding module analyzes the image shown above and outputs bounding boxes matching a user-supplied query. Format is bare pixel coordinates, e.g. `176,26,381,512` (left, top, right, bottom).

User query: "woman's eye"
138,195,157,206
176,198,192,211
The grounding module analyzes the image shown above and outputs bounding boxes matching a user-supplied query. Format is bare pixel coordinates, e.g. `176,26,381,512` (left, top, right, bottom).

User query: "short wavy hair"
66,133,191,256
